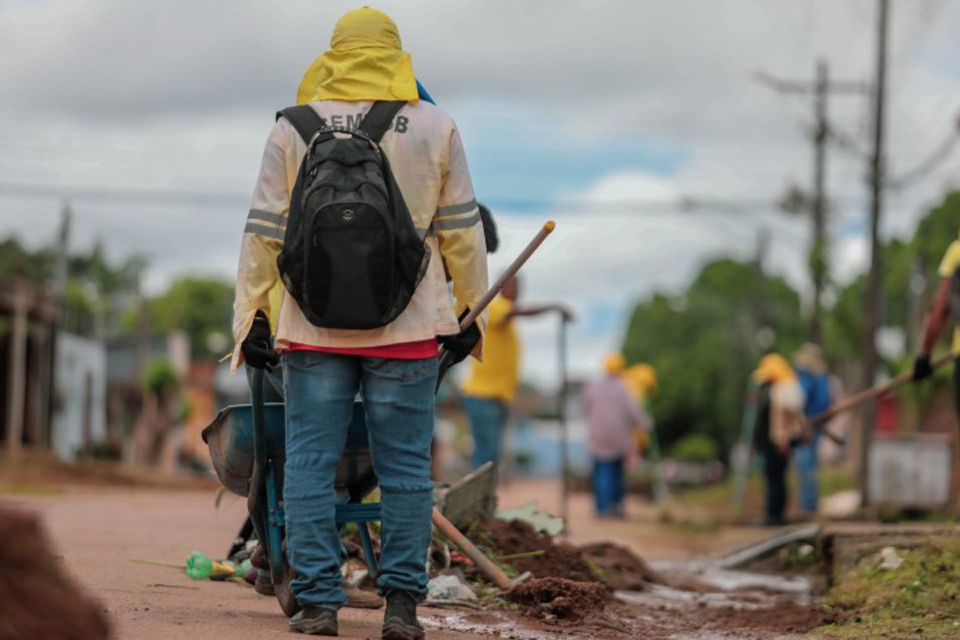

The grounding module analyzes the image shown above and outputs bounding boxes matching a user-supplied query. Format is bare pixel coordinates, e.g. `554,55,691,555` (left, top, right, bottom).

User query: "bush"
667,433,719,463
142,359,179,397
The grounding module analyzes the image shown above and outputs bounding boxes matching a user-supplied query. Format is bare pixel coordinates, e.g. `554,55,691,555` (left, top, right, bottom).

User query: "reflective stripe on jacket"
231,100,488,369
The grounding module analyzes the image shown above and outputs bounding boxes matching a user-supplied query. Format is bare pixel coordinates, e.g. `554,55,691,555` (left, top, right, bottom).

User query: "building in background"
0,279,59,454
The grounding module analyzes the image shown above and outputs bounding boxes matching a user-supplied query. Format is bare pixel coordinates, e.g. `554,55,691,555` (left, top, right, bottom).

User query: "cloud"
484,169,810,386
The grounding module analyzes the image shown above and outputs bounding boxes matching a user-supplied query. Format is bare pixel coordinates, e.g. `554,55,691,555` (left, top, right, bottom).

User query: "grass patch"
819,538,960,637
671,464,855,517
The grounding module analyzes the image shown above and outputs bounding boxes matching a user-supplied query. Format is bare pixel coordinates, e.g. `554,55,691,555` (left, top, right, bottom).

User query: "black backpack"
275,101,430,330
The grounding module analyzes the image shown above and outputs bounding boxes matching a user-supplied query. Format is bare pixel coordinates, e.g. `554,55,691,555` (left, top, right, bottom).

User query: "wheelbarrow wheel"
274,559,300,618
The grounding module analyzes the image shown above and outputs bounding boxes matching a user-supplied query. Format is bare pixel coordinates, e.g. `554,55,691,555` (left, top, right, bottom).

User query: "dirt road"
4,483,823,640
5,488,498,640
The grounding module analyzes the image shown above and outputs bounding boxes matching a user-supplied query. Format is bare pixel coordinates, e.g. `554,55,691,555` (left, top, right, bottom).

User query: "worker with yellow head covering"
583,353,651,518
232,7,489,636
752,353,805,526
623,363,658,452
624,363,658,400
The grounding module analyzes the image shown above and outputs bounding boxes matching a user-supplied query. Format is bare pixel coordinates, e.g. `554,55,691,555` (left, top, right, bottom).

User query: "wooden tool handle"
431,508,514,590
811,351,955,425
458,221,555,331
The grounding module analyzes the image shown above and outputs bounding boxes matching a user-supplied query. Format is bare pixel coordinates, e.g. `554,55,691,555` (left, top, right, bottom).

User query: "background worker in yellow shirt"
913,232,960,423
460,275,572,470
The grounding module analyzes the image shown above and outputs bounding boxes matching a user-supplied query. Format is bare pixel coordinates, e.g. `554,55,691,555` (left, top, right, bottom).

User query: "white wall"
52,332,107,460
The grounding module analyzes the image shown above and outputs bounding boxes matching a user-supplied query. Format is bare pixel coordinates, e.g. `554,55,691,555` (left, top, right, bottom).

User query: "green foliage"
0,237,55,281
0,235,146,339
667,433,720,463
142,358,179,397
623,258,805,456
147,277,234,361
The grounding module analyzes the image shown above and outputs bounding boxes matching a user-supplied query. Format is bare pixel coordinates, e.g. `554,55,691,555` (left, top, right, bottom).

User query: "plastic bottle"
185,551,238,581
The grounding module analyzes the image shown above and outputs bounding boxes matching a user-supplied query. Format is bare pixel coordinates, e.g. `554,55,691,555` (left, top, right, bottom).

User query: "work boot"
289,605,338,636
344,582,384,609
382,590,424,640
250,544,269,570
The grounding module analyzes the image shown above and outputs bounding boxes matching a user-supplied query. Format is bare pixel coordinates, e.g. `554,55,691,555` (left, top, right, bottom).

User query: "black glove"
438,309,480,365
912,353,933,381
242,310,279,371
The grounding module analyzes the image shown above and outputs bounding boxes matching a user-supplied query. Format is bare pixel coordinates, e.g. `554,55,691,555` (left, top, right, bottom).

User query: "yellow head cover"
624,363,658,399
752,353,796,384
604,353,626,375
297,7,419,104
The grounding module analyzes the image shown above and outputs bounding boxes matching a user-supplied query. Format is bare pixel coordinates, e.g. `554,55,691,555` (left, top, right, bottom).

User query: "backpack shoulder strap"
276,105,328,144
360,101,407,143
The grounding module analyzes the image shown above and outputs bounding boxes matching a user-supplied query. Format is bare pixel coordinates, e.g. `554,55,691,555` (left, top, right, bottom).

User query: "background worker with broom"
460,275,572,471
752,354,805,526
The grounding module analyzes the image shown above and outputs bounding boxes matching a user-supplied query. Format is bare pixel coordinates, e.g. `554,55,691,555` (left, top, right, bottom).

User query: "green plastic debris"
185,551,238,581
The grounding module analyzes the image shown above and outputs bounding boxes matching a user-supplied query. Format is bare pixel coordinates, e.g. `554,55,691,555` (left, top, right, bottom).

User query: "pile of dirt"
479,519,678,593
579,541,668,590
478,518,599,583
0,505,110,640
506,577,610,622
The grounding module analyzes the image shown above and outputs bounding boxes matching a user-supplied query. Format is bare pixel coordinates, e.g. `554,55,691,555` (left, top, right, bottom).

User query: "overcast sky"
2,0,960,386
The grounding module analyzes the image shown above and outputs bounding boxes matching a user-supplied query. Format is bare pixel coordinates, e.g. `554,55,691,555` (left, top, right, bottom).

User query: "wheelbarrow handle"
251,368,267,468
436,221,556,388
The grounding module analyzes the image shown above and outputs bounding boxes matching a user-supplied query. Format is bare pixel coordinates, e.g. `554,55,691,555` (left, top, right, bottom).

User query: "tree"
147,277,234,361
0,237,54,282
825,190,960,371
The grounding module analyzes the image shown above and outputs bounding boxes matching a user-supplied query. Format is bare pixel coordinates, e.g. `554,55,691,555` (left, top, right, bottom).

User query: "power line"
755,62,868,342
0,181,816,215
889,127,960,189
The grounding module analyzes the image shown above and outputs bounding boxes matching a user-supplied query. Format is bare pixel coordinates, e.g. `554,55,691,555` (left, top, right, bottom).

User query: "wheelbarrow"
202,368,381,616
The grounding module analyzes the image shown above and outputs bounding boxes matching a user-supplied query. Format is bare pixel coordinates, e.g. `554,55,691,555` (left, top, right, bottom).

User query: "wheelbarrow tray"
202,401,377,500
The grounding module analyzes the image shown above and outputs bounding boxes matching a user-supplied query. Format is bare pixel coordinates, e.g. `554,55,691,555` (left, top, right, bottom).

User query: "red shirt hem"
283,338,439,360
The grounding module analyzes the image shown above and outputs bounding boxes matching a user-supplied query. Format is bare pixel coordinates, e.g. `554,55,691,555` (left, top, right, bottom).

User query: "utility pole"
810,60,828,344
43,202,71,447
756,63,866,343
860,0,890,507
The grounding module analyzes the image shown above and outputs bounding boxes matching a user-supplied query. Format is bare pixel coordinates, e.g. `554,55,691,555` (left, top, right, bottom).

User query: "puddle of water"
652,560,813,596
616,583,810,612
423,612,595,640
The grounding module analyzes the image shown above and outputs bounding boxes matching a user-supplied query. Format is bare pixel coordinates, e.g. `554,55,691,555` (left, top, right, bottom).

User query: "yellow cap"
605,353,626,375
753,353,795,384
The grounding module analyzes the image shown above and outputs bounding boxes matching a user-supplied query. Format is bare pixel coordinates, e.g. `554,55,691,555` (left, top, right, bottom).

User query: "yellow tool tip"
544,220,556,232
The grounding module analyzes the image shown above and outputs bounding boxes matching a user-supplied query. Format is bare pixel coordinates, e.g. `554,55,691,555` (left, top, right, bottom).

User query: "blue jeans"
462,395,509,470
592,458,624,516
794,433,820,514
282,351,438,608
